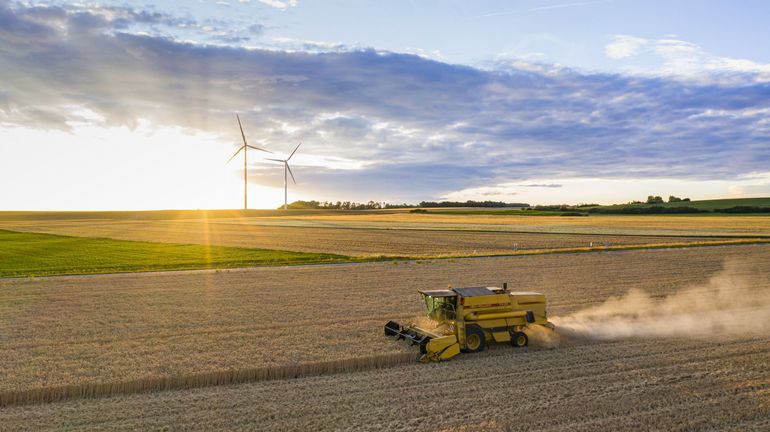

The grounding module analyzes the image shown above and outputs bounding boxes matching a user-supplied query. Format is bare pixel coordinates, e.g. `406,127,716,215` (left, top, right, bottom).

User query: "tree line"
282,200,530,210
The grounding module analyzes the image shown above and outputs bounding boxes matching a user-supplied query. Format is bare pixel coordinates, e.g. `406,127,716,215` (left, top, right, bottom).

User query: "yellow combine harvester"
385,284,554,362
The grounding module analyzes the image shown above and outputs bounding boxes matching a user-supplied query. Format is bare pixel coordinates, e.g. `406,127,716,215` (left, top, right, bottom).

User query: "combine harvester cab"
385,284,554,362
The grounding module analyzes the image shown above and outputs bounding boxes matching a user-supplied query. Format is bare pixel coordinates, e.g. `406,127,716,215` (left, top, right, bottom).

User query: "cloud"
257,0,298,10
518,183,563,188
266,36,349,52
1,2,769,203
606,34,770,83
605,35,648,59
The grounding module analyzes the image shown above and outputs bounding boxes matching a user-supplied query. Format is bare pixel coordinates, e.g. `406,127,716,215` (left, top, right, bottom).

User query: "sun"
0,122,286,210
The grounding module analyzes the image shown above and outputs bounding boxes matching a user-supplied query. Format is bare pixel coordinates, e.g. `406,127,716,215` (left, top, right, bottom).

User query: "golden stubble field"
3,338,767,432
1,244,769,431
264,212,770,236
0,217,757,258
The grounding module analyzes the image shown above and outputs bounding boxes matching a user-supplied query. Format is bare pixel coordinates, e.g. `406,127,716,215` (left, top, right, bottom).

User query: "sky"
1,0,769,210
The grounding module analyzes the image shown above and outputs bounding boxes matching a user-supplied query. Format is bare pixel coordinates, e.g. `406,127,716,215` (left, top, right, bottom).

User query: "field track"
1,244,768,431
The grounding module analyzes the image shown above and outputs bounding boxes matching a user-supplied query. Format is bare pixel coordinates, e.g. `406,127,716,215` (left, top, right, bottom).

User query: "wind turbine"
227,114,271,210
267,143,301,210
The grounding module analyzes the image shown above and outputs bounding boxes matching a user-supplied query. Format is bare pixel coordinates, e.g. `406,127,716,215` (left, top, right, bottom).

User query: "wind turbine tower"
227,114,271,210
267,143,301,210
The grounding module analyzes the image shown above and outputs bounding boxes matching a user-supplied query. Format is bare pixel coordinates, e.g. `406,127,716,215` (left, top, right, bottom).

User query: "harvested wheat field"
1,244,769,431
1,338,767,431
249,213,770,237
0,218,745,257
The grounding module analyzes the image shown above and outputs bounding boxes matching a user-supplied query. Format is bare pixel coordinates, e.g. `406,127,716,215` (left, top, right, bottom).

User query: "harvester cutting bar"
384,320,432,346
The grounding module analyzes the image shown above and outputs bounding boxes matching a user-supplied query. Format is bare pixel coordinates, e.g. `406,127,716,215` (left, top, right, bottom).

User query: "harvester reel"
384,321,400,337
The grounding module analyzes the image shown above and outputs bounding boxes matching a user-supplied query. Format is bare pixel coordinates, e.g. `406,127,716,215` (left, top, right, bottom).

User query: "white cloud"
607,35,770,83
653,38,770,81
605,35,648,59
266,36,347,52
257,0,298,10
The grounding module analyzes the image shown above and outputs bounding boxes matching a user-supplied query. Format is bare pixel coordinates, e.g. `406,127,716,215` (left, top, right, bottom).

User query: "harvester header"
385,284,554,362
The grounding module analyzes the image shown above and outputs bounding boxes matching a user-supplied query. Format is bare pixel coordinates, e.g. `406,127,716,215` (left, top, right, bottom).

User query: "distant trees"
529,204,575,211
418,200,529,208
588,206,705,214
282,200,530,210
639,195,691,204
285,200,385,210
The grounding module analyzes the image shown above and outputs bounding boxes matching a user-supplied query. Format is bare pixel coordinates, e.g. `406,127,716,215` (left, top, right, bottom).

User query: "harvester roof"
419,287,505,298
452,287,498,297
418,289,456,297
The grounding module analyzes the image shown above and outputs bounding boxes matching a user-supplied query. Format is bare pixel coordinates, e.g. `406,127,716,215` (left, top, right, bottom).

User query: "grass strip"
2,229,768,278
410,239,770,261
0,229,352,278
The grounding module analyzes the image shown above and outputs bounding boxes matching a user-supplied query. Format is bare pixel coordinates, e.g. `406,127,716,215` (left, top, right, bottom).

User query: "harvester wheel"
462,325,486,353
510,331,528,348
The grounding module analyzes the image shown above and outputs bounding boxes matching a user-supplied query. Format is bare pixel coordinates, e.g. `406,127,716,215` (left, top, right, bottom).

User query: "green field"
594,197,770,211
0,209,386,221
413,197,770,215
0,229,350,277
418,209,575,216
654,197,770,209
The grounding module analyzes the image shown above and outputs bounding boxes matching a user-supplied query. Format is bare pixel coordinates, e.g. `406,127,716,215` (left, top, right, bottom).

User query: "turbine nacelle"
266,143,302,209
266,143,300,184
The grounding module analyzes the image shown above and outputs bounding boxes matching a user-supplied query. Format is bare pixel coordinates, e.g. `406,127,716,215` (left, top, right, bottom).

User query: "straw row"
0,352,417,407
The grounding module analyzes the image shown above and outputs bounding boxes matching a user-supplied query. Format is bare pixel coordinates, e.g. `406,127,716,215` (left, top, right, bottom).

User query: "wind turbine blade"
226,146,245,164
246,144,272,153
287,142,301,161
236,114,248,147
265,158,285,163
286,162,297,184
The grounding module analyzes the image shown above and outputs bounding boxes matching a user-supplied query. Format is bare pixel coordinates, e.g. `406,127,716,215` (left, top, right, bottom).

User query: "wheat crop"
1,244,768,408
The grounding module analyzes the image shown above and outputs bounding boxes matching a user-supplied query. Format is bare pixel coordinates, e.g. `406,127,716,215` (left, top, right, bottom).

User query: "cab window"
424,295,457,320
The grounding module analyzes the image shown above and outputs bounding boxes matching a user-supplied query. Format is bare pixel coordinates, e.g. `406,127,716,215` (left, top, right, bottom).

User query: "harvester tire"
510,331,528,348
462,325,486,353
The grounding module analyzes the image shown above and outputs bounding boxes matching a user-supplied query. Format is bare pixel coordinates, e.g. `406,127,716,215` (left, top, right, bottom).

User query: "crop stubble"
268,212,770,236
0,337,768,431
1,244,769,410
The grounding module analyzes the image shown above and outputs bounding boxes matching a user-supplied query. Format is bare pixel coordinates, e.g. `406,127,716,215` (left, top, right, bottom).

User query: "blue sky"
1,0,769,209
